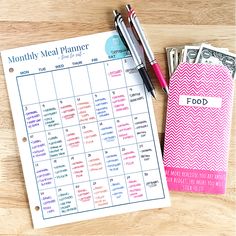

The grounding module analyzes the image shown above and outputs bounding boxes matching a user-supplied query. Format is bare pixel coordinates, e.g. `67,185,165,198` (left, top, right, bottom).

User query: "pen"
113,10,156,99
126,4,169,95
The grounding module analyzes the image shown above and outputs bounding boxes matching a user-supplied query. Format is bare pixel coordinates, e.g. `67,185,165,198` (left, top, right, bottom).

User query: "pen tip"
113,10,119,17
162,87,169,96
126,4,132,11
151,90,157,100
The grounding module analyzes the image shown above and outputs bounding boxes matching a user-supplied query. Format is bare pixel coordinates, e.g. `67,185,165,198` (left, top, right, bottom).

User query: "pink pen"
126,4,169,95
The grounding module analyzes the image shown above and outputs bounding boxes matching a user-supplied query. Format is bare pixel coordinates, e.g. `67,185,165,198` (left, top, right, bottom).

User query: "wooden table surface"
0,0,235,235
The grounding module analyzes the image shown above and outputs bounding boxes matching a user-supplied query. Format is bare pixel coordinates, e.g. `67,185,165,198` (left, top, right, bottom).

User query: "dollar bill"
166,42,233,79
183,44,229,63
173,46,184,68
195,43,236,79
166,47,175,77
166,46,184,77
182,46,200,63
166,43,209,77
182,44,225,63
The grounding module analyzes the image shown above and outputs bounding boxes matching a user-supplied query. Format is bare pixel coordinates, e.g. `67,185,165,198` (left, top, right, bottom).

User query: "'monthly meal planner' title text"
7,43,90,63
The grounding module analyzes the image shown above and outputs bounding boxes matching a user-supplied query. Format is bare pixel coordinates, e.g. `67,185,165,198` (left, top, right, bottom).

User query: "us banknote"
182,46,200,63
166,43,235,79
195,44,236,79
166,43,208,76
166,46,184,77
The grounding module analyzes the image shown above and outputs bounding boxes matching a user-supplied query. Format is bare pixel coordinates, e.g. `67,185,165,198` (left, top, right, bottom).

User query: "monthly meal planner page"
1,30,170,228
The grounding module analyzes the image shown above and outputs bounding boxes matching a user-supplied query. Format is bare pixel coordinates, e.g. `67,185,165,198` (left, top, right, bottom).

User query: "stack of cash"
166,43,236,79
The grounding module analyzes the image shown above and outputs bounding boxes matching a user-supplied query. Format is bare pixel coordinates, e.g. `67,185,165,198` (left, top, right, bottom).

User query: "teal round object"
105,35,129,59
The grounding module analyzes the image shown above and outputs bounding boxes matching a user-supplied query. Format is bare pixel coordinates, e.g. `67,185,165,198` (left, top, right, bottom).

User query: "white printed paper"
1,31,170,228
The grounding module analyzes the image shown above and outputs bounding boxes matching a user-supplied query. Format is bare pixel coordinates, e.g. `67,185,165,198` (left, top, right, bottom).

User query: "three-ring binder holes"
22,137,27,142
35,206,40,211
9,68,14,73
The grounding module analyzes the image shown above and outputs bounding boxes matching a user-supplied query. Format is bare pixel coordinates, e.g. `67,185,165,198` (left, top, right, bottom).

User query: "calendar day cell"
86,150,107,180
128,85,148,114
46,129,67,158
24,104,44,133
29,132,50,162
74,182,94,212
88,63,108,93
34,160,55,190
51,157,72,186
35,73,57,102
138,142,159,170
115,116,136,146
41,101,62,130
69,154,89,183
104,59,126,89
52,69,73,99
109,176,129,205
39,189,60,218
76,95,96,124
64,126,84,155
143,170,164,200
98,119,118,149
70,66,91,96
121,144,141,174
93,91,113,120
57,185,78,215
125,172,146,202
91,179,112,208
110,88,131,117
17,75,39,105
133,113,153,143
122,57,143,86
104,147,124,177
58,97,79,127
81,122,102,152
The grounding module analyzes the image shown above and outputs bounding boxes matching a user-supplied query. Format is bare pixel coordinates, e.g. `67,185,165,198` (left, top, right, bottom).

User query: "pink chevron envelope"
163,63,234,194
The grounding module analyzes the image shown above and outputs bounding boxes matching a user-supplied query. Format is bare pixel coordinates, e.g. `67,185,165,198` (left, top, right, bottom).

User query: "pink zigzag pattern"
164,63,234,172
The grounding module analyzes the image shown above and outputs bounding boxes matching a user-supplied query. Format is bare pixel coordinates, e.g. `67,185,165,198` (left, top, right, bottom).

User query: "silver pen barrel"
126,5,155,64
113,10,143,69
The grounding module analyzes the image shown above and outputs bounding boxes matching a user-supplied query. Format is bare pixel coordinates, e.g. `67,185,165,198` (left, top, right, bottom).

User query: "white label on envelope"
179,95,222,108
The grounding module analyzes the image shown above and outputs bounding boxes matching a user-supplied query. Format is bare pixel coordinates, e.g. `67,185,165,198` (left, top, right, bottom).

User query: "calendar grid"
67,67,96,211
25,139,156,164
50,70,79,215
32,74,61,219
23,111,152,135
85,63,114,208
16,56,166,220
102,60,131,204
2,31,170,228
28,168,161,191
142,80,166,198
120,58,148,200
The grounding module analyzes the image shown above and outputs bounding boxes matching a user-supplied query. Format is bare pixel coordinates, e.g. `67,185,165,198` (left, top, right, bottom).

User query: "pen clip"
125,5,141,44
113,11,129,50
130,22,141,44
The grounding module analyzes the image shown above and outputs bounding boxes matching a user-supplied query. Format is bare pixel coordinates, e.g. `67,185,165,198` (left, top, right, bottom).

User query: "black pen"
113,10,156,99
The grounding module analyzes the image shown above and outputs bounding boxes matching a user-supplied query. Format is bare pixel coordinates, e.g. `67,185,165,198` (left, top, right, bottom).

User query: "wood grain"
0,0,235,235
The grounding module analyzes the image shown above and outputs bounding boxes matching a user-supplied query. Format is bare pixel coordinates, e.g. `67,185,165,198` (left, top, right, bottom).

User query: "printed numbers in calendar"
99,120,118,148
138,142,159,170
143,170,164,199
92,179,112,208
74,183,94,211
109,176,129,205
81,123,102,151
